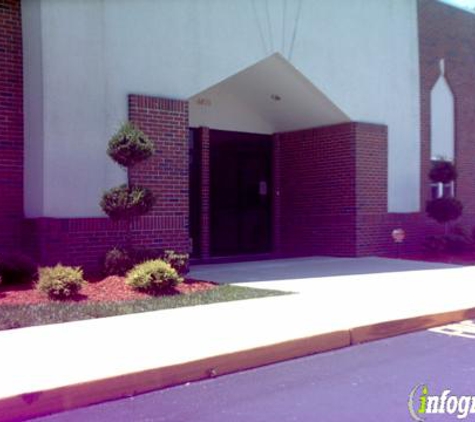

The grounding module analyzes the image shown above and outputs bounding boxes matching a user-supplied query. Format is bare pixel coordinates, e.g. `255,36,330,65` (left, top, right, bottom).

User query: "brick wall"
354,123,389,255
349,0,475,258
273,1,475,258
0,0,23,254
275,121,443,257
276,123,356,256
23,0,475,267
128,94,190,253
418,0,475,230
28,215,190,270
29,95,191,272
276,123,372,256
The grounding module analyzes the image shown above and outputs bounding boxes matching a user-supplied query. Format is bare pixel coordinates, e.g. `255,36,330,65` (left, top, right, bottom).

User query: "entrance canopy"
189,53,350,134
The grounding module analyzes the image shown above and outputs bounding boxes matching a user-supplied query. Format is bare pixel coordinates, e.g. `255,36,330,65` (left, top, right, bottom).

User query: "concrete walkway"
189,256,455,291
1,257,475,421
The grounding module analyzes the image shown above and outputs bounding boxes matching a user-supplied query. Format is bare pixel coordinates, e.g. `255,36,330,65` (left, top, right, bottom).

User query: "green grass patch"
0,285,287,331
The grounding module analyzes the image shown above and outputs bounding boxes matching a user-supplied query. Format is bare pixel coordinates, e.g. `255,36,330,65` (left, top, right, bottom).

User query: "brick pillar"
128,95,191,253
276,122,388,257
0,0,23,253
354,123,389,255
272,133,282,254
199,127,210,258
277,123,358,256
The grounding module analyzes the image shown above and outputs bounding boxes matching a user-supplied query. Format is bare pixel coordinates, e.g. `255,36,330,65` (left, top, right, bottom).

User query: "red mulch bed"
0,277,217,305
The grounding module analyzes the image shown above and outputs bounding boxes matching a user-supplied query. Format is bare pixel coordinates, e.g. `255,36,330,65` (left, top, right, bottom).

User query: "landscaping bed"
0,250,288,331
0,277,286,331
0,276,216,305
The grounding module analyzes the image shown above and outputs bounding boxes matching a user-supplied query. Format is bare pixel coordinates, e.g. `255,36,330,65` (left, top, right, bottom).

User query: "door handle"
259,181,268,196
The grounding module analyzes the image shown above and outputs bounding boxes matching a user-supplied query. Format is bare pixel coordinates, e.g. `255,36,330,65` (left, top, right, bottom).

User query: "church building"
0,0,473,269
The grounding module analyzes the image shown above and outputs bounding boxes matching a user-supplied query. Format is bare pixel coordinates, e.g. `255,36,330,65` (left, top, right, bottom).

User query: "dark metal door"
210,130,272,256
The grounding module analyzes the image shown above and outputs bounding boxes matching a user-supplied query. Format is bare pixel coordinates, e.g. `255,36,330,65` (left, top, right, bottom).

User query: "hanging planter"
426,197,463,224
107,122,155,167
429,160,457,184
100,121,156,253
100,184,154,220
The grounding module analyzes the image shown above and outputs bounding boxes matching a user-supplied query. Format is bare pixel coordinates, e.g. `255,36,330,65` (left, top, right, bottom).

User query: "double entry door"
210,130,272,257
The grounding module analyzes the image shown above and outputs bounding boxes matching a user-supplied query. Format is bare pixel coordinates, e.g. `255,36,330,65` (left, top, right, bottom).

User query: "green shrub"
103,247,134,276
162,250,189,276
37,264,86,299
426,197,463,224
103,248,190,277
126,259,183,294
0,253,37,285
107,122,155,167
100,184,154,220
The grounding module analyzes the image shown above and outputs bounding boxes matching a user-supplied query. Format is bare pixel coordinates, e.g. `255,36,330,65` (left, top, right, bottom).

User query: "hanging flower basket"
429,160,457,184
100,184,155,220
107,122,155,167
426,197,463,224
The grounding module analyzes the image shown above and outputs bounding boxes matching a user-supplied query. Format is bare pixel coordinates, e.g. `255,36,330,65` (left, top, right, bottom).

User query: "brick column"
354,123,389,255
0,0,23,253
276,122,389,257
277,123,358,256
128,94,191,253
199,127,210,258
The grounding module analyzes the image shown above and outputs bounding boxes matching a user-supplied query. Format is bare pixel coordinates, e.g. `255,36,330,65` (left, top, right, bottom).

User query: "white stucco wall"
23,0,421,217
189,54,351,134
22,0,44,217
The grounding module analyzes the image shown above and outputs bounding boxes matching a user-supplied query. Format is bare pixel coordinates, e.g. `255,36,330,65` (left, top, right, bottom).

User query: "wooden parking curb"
0,330,350,422
4,307,475,421
350,307,475,344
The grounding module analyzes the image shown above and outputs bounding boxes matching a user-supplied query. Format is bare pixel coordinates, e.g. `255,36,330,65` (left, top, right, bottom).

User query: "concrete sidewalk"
1,258,475,421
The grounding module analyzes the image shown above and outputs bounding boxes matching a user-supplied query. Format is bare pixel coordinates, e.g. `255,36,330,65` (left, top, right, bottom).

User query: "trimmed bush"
107,122,155,167
126,259,183,294
0,253,37,285
102,122,155,250
37,264,86,299
426,197,463,224
162,250,189,276
429,160,457,184
100,184,154,220
104,247,134,276
102,247,190,277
